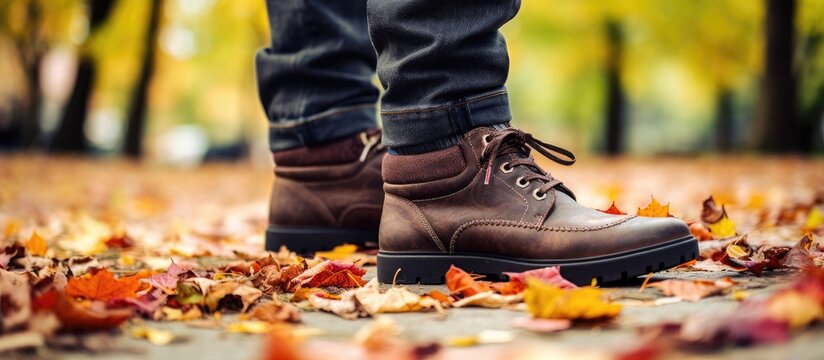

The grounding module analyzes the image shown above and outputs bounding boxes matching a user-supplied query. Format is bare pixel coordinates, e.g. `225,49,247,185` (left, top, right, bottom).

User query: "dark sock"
388,123,510,155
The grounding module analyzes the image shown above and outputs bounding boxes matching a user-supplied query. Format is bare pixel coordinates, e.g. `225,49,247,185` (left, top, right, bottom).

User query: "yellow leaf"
805,207,823,231
4,219,20,239
708,215,737,239
225,320,272,334
314,244,357,260
725,244,748,258
130,326,175,345
524,278,621,320
25,232,48,256
637,197,671,217
767,290,824,328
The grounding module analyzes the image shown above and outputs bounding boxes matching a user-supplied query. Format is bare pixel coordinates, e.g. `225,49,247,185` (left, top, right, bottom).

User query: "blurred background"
0,0,823,167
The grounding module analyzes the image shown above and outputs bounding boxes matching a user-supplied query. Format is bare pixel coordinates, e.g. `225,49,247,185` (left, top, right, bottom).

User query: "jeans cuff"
268,104,378,152
380,89,512,152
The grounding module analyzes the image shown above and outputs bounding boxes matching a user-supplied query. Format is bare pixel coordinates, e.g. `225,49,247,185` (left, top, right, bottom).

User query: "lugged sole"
265,227,378,254
376,235,698,286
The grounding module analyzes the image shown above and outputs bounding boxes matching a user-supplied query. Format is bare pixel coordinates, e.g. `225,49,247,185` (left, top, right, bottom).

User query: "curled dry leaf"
648,278,736,302
248,302,302,324
451,291,523,308
701,196,725,223
524,278,620,320
445,265,490,297
204,282,263,312
308,292,367,320
354,279,444,314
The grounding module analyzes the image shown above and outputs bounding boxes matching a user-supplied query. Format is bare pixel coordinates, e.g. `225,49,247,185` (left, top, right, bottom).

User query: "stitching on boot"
449,216,637,253
491,173,529,223
389,194,447,253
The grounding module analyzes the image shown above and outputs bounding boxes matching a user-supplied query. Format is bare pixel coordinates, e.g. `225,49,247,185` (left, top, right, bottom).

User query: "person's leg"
258,0,385,253
367,0,516,154
368,0,698,285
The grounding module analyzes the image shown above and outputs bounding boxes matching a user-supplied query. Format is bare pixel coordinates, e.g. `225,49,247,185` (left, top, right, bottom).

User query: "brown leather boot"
266,129,385,253
377,127,698,285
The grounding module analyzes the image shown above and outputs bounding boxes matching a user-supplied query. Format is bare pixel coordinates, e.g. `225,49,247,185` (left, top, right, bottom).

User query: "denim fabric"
256,0,379,152
258,0,520,153
367,0,520,153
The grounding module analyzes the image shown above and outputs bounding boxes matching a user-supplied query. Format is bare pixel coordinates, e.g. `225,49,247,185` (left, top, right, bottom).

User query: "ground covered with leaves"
1,155,823,360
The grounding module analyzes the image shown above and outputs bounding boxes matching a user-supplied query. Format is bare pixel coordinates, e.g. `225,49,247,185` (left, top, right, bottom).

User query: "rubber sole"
265,227,378,254
377,235,698,286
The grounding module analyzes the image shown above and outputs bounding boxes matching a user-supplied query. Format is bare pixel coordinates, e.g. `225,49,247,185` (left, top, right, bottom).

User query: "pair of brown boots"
267,127,697,285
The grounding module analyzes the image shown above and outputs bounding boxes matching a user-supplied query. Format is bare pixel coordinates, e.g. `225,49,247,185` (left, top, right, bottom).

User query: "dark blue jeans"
257,0,519,153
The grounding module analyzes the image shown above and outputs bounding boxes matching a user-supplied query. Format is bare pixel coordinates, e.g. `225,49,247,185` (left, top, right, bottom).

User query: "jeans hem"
380,90,512,149
269,104,377,152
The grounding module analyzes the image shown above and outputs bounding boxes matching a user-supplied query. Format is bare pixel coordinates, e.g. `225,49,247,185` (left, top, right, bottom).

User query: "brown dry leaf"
204,282,263,312
637,196,672,217
781,234,815,269
307,292,366,320
353,279,444,314
248,302,302,324
0,268,32,331
701,195,725,223
66,268,140,301
25,232,48,257
648,278,736,302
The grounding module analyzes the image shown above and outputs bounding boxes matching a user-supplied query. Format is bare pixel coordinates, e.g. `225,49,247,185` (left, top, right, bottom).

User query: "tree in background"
603,18,626,155
124,0,164,158
50,0,117,153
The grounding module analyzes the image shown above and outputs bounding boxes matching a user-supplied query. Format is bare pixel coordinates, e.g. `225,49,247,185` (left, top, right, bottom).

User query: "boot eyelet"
516,176,530,188
482,134,491,147
532,189,547,200
499,162,513,174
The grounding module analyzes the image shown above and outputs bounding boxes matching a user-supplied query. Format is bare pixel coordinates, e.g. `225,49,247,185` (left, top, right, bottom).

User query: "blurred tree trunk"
18,1,44,149
755,0,800,152
715,88,734,152
604,18,626,155
124,0,164,158
50,0,117,153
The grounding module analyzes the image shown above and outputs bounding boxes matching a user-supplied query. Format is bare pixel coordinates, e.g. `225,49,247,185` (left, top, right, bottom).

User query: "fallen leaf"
146,262,195,294
25,232,48,257
524,278,621,320
290,260,366,290
701,196,725,223
204,282,263,312
725,243,750,259
637,196,672,217
354,279,444,314
445,265,490,297
510,317,572,333
66,268,140,301
600,202,627,215
314,244,358,260
648,278,736,302
708,212,737,239
130,326,176,345
308,292,367,320
504,266,577,290
0,268,32,331
353,316,402,350
55,295,132,331
781,235,815,269
225,320,272,334
689,222,714,241
452,291,523,308
248,302,302,324
805,207,823,231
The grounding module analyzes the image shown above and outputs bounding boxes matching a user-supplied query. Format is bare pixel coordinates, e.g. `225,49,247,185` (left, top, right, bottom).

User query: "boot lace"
480,128,576,198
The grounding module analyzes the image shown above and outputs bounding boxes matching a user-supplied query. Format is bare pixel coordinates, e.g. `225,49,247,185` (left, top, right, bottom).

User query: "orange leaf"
445,265,489,297
290,260,366,290
649,278,736,302
427,290,453,303
66,268,140,301
637,196,672,217
56,294,132,331
600,202,627,215
25,231,48,256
